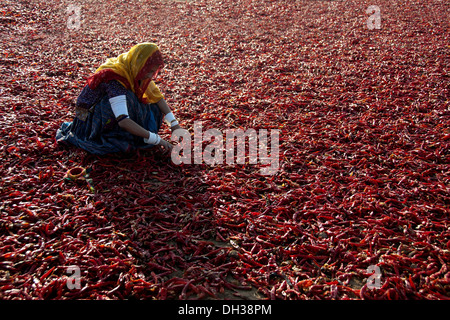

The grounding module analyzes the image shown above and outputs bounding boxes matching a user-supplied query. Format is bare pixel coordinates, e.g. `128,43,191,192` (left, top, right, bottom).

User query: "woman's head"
87,42,165,103
126,42,164,82
142,65,161,80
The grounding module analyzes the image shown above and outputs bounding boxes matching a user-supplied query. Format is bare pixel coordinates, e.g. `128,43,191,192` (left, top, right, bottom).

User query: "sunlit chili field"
1,0,449,300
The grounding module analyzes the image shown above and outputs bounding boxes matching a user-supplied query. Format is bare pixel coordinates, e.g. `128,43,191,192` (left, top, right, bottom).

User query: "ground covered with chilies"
0,0,449,300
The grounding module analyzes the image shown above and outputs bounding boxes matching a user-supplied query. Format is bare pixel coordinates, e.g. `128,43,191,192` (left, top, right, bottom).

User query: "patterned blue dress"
56,80,163,155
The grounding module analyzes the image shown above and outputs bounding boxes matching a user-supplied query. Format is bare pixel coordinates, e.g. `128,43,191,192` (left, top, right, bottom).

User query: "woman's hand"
158,138,173,153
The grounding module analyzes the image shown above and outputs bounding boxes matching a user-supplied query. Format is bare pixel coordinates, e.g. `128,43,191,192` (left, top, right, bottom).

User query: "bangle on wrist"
144,131,161,145
164,112,178,127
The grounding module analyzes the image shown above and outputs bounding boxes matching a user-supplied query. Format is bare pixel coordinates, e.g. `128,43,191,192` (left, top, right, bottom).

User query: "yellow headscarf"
87,42,165,104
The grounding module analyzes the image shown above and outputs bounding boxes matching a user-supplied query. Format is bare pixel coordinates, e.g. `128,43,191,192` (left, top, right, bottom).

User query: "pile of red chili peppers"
0,0,449,300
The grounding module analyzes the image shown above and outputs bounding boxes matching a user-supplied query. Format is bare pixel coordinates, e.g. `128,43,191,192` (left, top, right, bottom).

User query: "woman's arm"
157,98,181,131
118,118,150,139
156,98,171,114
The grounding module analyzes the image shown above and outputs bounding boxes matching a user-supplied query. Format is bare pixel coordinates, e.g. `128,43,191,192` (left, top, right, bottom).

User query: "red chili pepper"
2,0,449,301
39,266,56,283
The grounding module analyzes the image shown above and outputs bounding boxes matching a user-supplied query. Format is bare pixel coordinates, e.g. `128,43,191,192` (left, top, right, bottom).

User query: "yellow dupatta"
87,42,165,104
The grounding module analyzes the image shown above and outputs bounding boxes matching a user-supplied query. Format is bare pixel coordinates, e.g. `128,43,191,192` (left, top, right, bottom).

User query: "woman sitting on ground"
56,42,180,154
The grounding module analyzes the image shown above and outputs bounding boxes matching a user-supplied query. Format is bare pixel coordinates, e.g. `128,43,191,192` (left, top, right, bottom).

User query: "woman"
56,42,180,155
